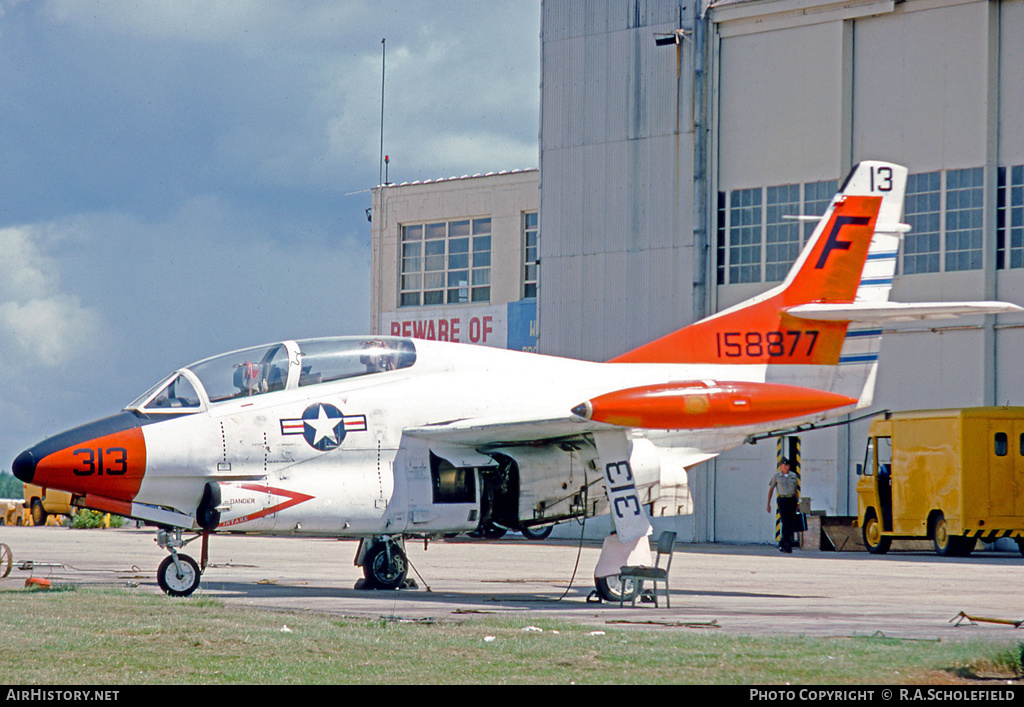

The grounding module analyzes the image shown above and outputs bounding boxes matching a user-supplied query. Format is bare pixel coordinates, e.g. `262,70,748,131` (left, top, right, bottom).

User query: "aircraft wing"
404,413,614,446
408,416,657,543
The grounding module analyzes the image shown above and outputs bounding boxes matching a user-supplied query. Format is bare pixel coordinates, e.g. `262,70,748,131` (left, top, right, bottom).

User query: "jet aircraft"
11,161,1021,599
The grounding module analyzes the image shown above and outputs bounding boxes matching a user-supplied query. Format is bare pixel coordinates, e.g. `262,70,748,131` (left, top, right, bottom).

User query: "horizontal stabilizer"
785,301,1023,323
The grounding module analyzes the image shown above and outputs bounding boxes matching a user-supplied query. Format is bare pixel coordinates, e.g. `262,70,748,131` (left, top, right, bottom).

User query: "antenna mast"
378,38,386,186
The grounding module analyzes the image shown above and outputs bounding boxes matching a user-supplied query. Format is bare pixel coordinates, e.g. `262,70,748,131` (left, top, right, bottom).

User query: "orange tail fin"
611,162,906,366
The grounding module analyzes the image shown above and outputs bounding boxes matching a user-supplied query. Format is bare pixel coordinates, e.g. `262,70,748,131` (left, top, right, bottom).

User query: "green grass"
1,588,1021,684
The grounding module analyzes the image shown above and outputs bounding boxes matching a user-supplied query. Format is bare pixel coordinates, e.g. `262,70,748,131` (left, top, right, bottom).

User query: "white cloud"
0,226,55,300
0,225,106,370
41,0,374,54
0,295,103,368
0,0,540,460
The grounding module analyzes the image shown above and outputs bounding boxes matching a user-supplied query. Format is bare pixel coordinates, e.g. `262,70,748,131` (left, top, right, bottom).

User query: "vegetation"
0,588,1020,684
0,472,23,499
70,510,125,529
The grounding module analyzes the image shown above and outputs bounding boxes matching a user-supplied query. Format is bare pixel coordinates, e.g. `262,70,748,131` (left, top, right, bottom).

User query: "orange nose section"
33,427,147,502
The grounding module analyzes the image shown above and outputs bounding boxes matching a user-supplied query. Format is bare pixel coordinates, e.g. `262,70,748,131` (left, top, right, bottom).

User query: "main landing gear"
155,528,204,597
358,536,410,590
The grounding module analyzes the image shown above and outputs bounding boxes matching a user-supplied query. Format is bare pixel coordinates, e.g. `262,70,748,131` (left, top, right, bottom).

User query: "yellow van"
857,408,1024,557
23,484,75,526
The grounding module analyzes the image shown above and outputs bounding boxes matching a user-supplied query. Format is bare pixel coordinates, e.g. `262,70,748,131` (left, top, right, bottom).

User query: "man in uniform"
766,457,799,553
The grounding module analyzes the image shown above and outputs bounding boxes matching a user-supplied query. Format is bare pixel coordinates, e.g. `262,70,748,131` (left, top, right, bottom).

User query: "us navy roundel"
279,403,367,451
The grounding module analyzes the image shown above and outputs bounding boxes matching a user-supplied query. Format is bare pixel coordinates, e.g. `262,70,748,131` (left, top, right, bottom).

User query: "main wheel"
594,574,640,603
520,525,553,541
862,509,891,555
157,554,201,597
363,542,408,590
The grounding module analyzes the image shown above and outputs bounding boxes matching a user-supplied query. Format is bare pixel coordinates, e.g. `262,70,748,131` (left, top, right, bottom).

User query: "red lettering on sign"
389,317,477,343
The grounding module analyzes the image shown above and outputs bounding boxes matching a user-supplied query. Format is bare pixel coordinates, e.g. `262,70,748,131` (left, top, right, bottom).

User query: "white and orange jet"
12,161,1020,598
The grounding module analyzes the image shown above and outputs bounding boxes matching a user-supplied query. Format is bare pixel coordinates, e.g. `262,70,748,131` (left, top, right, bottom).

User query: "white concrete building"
369,0,1024,543
370,169,540,352
540,0,1024,543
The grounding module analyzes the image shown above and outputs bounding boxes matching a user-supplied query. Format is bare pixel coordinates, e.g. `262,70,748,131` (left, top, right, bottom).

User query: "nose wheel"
155,528,204,597
157,553,201,597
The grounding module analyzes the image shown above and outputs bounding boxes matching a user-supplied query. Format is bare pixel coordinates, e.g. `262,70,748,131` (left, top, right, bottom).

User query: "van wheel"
932,514,953,556
862,509,890,555
30,499,47,526
931,513,972,557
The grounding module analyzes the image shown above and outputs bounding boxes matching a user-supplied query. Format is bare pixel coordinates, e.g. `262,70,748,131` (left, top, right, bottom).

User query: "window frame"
399,217,492,307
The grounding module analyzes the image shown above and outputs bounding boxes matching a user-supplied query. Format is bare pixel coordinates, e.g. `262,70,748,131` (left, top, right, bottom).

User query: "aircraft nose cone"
12,449,36,483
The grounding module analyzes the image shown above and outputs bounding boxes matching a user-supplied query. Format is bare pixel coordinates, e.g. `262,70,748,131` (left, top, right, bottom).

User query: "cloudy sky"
0,1,541,466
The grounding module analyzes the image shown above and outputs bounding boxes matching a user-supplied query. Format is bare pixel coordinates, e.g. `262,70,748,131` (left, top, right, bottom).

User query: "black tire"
468,523,508,540
520,525,553,541
956,535,978,557
157,554,201,597
30,499,47,527
483,524,507,539
594,574,640,603
363,542,408,590
931,513,971,557
862,509,891,555
1016,537,1024,558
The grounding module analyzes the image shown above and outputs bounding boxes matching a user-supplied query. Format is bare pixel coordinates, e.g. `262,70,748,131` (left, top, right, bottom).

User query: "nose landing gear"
155,528,204,597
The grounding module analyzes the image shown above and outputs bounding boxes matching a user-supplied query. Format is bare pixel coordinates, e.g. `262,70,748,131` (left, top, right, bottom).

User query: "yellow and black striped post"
775,438,783,542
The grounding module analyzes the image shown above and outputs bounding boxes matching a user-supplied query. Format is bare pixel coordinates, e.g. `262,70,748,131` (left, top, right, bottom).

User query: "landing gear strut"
155,528,203,597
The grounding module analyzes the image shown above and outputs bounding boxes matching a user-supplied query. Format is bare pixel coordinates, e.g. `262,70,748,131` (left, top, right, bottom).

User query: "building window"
944,167,983,272
717,178,838,286
803,180,838,242
997,165,1024,270
523,211,539,298
903,172,942,275
399,217,491,307
728,187,762,284
765,184,800,282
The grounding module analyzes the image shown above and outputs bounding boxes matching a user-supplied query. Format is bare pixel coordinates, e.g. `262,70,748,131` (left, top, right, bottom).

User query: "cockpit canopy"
127,337,416,414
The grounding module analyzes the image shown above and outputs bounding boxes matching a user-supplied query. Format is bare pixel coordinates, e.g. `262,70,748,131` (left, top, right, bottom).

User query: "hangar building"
373,0,1024,544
